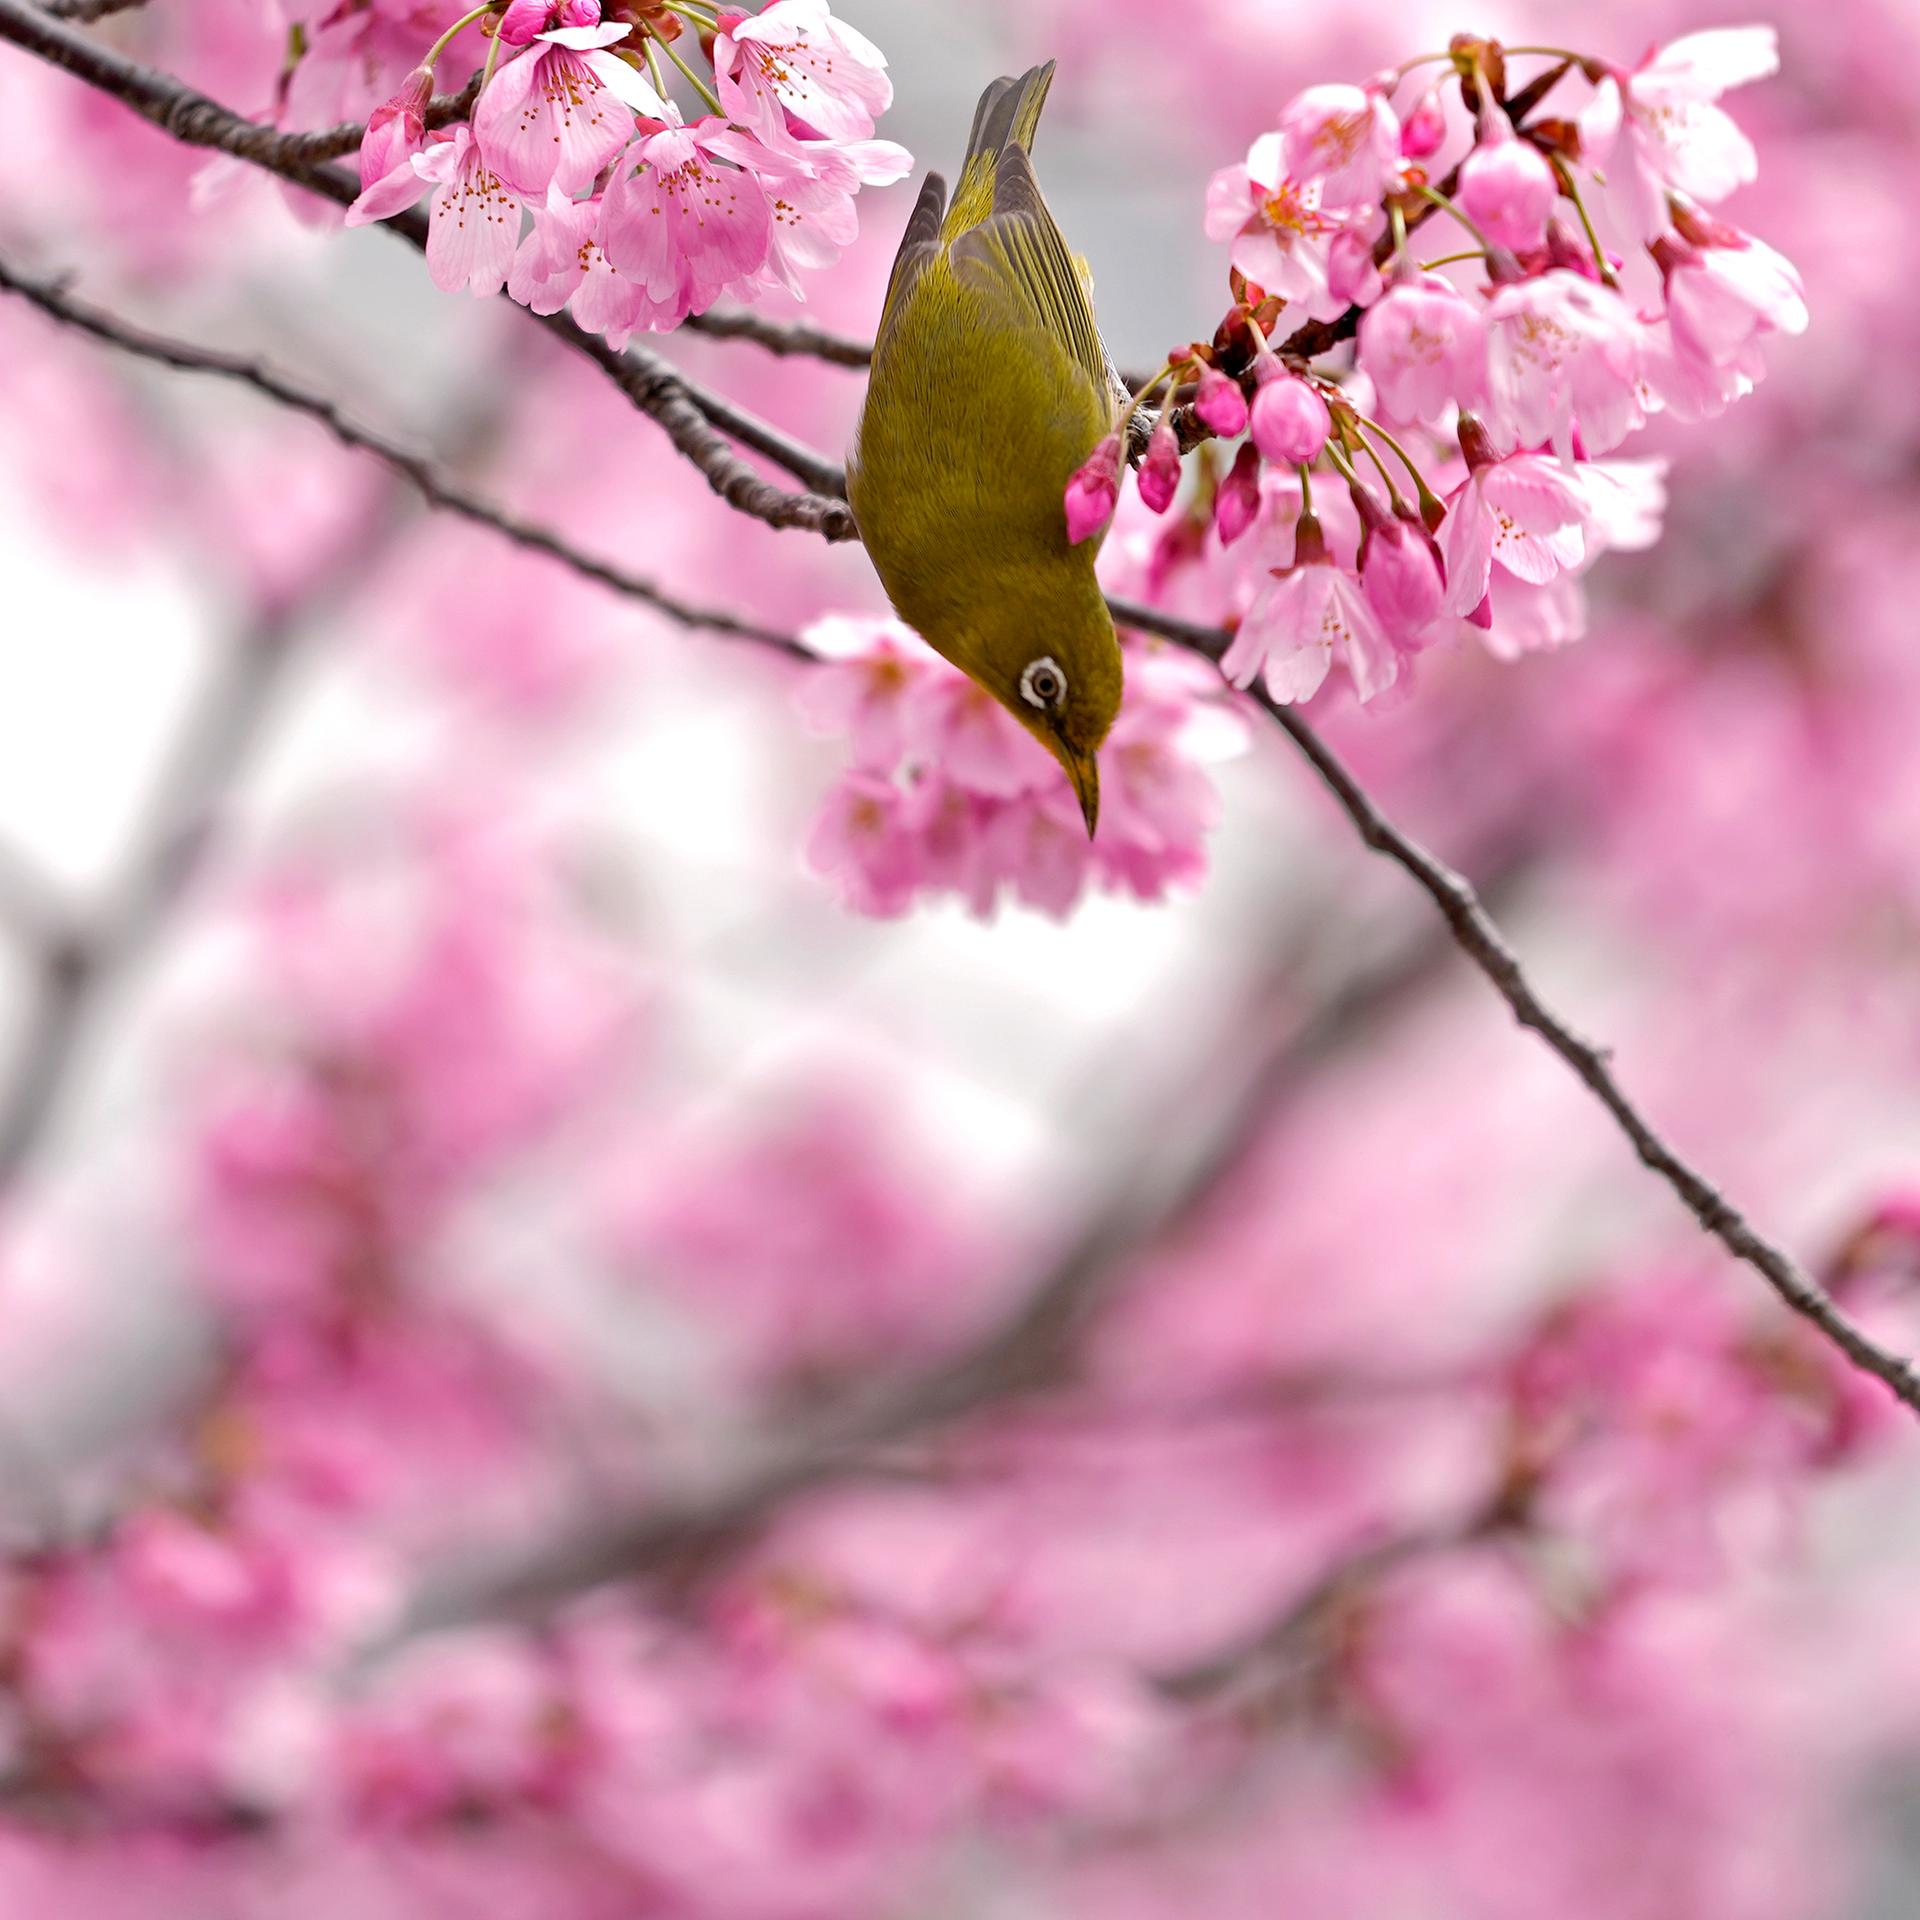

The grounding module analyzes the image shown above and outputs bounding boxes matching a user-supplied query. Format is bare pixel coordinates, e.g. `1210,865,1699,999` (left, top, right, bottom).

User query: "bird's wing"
949,142,1115,415
872,169,947,366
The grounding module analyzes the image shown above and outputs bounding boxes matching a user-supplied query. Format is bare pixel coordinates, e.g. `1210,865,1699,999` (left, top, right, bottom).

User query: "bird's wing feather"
949,143,1113,412
872,169,948,364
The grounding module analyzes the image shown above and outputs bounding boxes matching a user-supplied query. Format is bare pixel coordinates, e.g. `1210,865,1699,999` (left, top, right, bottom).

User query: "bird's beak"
1066,750,1100,839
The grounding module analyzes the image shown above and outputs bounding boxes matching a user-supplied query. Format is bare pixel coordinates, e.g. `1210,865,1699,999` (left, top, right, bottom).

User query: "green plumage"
846,62,1125,831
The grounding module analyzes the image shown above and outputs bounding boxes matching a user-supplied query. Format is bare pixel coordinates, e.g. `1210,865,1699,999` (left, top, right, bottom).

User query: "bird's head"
972,596,1123,838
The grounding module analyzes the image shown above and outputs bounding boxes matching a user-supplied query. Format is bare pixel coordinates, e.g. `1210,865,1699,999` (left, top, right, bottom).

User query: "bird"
845,61,1126,838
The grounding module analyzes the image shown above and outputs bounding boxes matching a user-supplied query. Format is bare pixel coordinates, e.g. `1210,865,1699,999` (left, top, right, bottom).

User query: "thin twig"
35,0,144,18
385,909,1469,1637
684,307,872,367
1104,595,1920,1418
0,256,815,658
270,72,485,164
0,404,508,1186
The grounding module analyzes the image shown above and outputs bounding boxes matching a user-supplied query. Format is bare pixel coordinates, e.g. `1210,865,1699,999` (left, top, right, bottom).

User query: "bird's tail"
943,61,1055,241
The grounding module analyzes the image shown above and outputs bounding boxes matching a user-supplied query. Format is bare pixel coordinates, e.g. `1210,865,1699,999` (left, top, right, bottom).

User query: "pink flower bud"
499,0,558,46
357,65,431,192
1457,113,1558,254
560,0,602,22
1400,84,1446,160
1249,371,1331,467
1214,443,1262,546
1137,414,1183,515
1355,487,1446,640
1194,365,1248,437
1063,433,1123,544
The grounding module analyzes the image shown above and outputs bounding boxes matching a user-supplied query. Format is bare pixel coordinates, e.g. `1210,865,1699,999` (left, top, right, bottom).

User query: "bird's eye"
1019,655,1067,711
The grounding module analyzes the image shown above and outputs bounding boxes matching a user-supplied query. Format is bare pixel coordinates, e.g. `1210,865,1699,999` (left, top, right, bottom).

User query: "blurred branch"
1157,1491,1525,1706
0,256,815,661
0,0,857,538
386,864,1539,1641
0,403,511,1187
684,307,873,368
35,0,144,17
1105,595,1920,1420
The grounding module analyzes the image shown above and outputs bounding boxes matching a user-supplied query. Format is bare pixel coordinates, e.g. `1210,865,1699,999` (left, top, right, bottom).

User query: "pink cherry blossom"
1482,269,1646,457
704,124,912,298
1204,134,1341,321
713,0,893,146
1657,223,1809,377
506,186,667,344
794,618,933,770
1580,27,1779,243
600,115,775,321
411,127,523,296
473,23,664,198
356,64,430,196
1249,370,1331,467
1279,82,1400,210
1456,109,1558,255
1220,510,1397,704
1441,436,1591,617
1358,271,1487,425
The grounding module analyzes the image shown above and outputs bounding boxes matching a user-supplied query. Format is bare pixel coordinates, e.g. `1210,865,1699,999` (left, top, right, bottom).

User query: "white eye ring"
1020,656,1067,711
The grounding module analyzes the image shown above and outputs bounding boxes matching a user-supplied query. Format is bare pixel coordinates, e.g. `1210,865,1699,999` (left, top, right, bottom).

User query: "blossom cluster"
345,0,908,340
1070,28,1806,707
797,616,1241,918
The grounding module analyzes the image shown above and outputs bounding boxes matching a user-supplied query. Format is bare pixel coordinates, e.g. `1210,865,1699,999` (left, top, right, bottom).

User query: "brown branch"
1104,595,1920,1419
0,255,817,658
35,0,144,17
684,307,872,368
0,0,856,538
383,891,1494,1639
270,72,485,165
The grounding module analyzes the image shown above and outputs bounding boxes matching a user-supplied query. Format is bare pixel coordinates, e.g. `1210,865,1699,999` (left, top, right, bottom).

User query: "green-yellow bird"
846,61,1125,837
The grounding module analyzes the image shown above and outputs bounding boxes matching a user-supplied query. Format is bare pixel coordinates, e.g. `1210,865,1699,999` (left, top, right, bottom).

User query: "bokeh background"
3,0,1920,1913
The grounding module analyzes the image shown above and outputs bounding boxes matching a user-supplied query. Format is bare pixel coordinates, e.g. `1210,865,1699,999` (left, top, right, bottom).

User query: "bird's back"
847,64,1119,663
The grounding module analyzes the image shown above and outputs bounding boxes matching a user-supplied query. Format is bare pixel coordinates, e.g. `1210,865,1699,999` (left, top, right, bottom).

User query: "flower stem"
656,28,723,115
1355,413,1446,523
1348,426,1405,506
423,2,495,76
1296,461,1315,511
1419,249,1489,271
1551,155,1619,287
1410,180,1495,255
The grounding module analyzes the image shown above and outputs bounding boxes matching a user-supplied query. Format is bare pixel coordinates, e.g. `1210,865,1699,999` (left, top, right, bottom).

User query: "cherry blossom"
473,22,665,198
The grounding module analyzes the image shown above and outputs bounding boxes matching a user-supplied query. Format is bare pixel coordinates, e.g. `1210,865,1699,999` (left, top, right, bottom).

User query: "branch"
1104,595,1920,1419
0,0,857,539
269,72,484,166
0,256,816,659
384,890,1492,1639
0,400,512,1186
35,0,144,17
684,307,872,368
